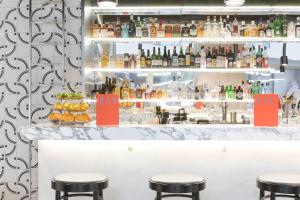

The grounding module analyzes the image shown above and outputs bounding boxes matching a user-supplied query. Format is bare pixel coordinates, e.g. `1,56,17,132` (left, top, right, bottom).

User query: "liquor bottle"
206,48,212,68
162,46,168,68
251,46,257,68
216,46,223,68
115,17,122,38
135,16,142,38
296,17,300,38
113,80,121,97
120,23,128,39
222,47,227,68
107,23,115,38
195,87,200,100
185,46,191,67
219,16,224,38
197,21,204,37
232,15,239,37
228,85,234,99
227,47,235,68
246,48,252,68
129,14,136,38
204,16,211,38
195,50,201,68
190,44,195,67
212,16,219,38
165,20,173,38
121,80,130,100
157,47,163,67
273,15,282,37
190,20,197,37
151,47,157,67
178,47,186,67
142,20,149,37
236,50,241,68
136,84,143,99
172,46,179,68
288,21,295,38
250,21,258,37
258,19,265,38
91,19,100,38
239,21,246,37
282,15,288,37
157,19,165,38
167,50,172,68
129,54,137,68
265,20,273,38
182,22,190,37
91,84,99,99
236,86,243,100
100,23,108,38
219,85,226,100
146,49,151,68
224,15,232,38
200,46,206,68
263,46,269,68
173,23,181,37
101,52,109,68
140,49,146,68
150,18,157,38
211,48,217,68
256,46,263,68
124,53,130,68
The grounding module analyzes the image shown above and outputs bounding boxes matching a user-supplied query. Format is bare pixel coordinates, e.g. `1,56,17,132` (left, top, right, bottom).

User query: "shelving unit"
86,99,254,103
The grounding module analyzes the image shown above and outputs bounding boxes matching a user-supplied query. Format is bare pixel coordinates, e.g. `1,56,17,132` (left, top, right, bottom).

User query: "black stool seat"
52,173,108,200
149,174,206,200
257,174,300,200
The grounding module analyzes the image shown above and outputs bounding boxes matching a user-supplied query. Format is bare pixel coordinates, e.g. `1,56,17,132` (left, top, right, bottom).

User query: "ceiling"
86,0,300,6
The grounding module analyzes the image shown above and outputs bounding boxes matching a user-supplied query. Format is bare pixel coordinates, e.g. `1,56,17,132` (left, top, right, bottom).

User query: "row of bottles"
91,15,300,39
90,77,272,101
100,44,269,69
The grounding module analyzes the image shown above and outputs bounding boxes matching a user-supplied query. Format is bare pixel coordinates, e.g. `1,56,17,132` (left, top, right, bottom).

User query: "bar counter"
22,124,300,141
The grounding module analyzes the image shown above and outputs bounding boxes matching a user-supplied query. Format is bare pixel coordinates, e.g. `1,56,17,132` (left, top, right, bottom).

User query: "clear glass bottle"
140,49,146,68
204,16,212,38
135,16,142,38
107,23,115,38
250,21,258,37
219,16,224,38
200,46,206,68
239,21,246,37
206,48,212,68
295,17,300,38
288,21,296,38
265,20,273,38
282,15,288,37
142,20,149,37
100,23,108,38
232,15,239,37
212,16,219,38
190,20,197,37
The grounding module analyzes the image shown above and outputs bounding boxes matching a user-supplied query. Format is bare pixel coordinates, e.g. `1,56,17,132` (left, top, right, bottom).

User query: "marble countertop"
21,123,300,141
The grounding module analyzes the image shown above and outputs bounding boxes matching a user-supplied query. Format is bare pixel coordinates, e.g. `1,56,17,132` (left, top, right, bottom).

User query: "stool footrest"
262,194,300,200
162,194,193,199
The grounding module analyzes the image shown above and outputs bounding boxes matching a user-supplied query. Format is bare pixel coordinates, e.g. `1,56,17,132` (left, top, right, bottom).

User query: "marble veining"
21,124,300,141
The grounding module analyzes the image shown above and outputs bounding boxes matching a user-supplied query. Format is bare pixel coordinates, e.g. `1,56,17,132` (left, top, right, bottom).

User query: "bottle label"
195,57,201,67
172,56,178,67
179,58,185,66
236,92,243,100
266,29,272,37
136,27,142,37
190,29,197,37
296,27,300,37
185,55,191,66
163,60,168,67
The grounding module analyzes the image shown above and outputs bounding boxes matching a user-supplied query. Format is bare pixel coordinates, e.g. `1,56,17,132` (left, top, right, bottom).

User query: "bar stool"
51,173,108,200
149,174,206,200
257,174,300,200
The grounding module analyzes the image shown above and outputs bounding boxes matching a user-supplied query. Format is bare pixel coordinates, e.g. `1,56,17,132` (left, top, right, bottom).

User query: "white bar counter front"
21,124,300,200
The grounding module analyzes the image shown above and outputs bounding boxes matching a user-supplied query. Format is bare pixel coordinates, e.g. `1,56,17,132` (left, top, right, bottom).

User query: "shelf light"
97,0,117,7
225,0,245,7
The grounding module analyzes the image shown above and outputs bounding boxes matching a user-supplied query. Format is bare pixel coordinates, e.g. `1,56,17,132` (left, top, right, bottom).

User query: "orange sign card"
195,101,204,109
96,94,119,126
254,94,279,127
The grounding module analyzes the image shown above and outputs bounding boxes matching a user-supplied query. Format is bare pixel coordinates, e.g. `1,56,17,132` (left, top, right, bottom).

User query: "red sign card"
254,94,279,127
96,94,119,126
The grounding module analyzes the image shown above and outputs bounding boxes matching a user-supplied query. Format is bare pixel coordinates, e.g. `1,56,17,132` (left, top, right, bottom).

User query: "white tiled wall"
0,0,82,199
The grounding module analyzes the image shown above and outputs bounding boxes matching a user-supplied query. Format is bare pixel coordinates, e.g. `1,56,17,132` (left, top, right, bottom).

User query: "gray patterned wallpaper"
0,0,82,199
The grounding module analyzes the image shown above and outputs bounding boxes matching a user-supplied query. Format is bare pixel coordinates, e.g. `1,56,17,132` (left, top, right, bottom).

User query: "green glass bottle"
273,15,282,37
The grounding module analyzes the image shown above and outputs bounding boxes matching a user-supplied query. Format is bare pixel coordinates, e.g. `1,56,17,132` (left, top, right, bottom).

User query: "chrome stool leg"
93,190,99,200
156,192,162,200
193,192,200,200
63,192,68,200
271,192,276,200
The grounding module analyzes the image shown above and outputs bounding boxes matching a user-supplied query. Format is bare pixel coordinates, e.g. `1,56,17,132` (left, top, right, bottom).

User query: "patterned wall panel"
0,0,82,199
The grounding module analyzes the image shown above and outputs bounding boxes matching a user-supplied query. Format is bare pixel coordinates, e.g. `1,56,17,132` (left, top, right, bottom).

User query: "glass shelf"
90,6,300,16
86,37,300,44
85,67,279,74
85,99,254,103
